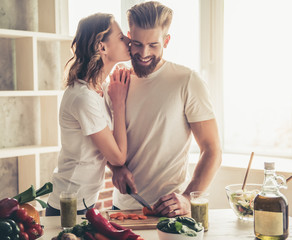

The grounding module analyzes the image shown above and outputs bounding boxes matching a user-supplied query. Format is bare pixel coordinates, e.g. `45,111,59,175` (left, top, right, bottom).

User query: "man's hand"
153,193,191,217
111,165,137,194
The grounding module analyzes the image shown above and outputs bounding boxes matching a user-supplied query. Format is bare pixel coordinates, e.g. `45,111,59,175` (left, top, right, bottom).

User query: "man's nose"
140,46,150,58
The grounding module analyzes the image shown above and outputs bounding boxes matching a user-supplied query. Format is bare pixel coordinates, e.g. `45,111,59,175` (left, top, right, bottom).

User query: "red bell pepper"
0,198,19,219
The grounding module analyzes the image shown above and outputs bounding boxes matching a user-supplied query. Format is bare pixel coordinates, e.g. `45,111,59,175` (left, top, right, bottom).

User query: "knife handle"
126,184,132,194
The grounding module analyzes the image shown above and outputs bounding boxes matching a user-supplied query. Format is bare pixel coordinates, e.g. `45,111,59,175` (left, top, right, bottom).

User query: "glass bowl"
225,183,262,221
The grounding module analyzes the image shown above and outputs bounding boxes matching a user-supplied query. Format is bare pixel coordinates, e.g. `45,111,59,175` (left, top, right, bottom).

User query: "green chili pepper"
0,219,21,239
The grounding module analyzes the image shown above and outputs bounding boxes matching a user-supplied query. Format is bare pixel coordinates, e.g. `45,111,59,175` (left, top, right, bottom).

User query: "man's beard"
131,53,161,78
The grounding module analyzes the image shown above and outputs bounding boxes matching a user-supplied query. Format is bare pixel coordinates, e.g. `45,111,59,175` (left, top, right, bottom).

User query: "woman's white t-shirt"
48,80,112,210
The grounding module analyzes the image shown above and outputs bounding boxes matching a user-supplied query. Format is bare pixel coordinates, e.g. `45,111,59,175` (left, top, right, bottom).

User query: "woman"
46,13,131,216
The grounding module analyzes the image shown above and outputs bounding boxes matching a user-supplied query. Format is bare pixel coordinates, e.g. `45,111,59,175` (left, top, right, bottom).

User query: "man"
107,1,222,217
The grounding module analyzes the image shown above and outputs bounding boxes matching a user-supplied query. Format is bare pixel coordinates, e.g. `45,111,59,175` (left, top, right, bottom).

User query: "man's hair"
127,1,173,33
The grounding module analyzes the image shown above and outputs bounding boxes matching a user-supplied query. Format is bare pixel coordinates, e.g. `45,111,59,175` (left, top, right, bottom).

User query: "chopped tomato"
109,212,124,219
109,213,119,219
116,216,124,220
110,211,150,220
142,206,155,216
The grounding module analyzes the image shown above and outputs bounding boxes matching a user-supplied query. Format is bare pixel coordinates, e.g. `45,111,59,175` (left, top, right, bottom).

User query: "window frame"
199,0,224,142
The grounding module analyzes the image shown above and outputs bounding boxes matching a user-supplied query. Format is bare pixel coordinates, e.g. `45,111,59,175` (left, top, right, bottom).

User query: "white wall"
188,163,292,216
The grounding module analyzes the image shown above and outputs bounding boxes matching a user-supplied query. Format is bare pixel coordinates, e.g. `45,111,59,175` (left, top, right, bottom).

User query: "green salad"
156,216,203,237
230,189,260,217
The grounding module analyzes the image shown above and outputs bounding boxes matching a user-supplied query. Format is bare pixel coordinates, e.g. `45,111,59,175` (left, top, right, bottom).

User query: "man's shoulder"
166,61,192,71
165,61,201,82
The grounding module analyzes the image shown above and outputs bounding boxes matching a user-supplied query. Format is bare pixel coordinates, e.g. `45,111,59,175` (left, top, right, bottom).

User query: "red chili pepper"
110,222,141,240
0,198,19,219
84,199,139,240
110,221,127,230
85,208,129,240
84,232,96,240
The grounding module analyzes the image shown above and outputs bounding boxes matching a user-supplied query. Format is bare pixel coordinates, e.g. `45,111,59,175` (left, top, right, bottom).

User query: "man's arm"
183,119,222,199
153,119,222,217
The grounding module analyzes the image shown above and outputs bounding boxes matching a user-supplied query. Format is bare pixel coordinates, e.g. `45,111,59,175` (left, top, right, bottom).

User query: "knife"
126,185,152,211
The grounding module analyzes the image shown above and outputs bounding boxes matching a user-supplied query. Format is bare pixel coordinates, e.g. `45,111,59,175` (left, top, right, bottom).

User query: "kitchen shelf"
0,0,70,195
0,36,72,91
0,28,72,41
0,145,61,159
0,90,64,97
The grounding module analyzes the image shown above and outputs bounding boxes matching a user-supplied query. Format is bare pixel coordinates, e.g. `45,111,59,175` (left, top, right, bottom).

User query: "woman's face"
104,21,131,63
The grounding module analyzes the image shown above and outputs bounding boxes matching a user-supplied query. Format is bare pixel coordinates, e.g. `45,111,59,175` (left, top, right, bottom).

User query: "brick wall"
39,167,114,216
96,167,114,211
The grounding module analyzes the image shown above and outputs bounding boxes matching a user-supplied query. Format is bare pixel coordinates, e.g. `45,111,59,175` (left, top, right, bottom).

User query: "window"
157,0,200,70
223,0,292,158
68,0,121,36
68,0,292,159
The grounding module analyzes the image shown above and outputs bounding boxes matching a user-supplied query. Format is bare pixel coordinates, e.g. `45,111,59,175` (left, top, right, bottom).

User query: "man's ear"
127,31,131,39
98,42,107,54
163,34,170,48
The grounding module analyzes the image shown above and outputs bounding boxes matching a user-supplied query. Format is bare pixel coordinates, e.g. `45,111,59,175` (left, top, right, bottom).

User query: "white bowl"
157,228,204,240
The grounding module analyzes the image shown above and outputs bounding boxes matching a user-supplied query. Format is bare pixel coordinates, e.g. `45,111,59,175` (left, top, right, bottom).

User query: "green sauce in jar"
60,196,77,228
191,199,209,231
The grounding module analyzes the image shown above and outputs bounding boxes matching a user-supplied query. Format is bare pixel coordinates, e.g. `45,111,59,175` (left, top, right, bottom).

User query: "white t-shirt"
107,61,215,210
48,80,112,210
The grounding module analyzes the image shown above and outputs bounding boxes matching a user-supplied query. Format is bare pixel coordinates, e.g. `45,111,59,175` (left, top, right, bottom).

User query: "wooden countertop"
39,209,291,240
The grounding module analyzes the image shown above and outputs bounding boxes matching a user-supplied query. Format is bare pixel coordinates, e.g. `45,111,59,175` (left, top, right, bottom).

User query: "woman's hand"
108,67,130,109
94,66,130,167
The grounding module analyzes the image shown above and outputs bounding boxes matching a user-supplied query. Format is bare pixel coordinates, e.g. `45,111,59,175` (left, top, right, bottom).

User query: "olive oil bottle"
254,162,289,240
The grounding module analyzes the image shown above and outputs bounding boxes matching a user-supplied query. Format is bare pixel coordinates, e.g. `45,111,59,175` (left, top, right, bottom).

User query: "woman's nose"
124,36,130,45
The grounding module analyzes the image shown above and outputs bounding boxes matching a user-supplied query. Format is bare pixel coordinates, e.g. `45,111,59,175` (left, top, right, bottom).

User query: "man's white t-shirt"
48,80,112,210
108,61,215,210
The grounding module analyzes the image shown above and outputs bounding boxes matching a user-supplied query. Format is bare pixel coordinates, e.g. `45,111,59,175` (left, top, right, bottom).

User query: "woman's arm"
90,68,130,166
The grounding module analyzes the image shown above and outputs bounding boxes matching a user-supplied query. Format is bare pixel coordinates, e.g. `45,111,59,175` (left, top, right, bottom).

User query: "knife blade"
126,185,152,211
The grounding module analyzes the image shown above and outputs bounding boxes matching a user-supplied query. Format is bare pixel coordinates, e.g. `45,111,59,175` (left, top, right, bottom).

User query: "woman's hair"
65,13,114,88
127,1,173,34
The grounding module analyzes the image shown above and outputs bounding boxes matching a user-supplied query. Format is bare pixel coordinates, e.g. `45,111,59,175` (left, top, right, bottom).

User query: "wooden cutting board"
101,209,160,230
